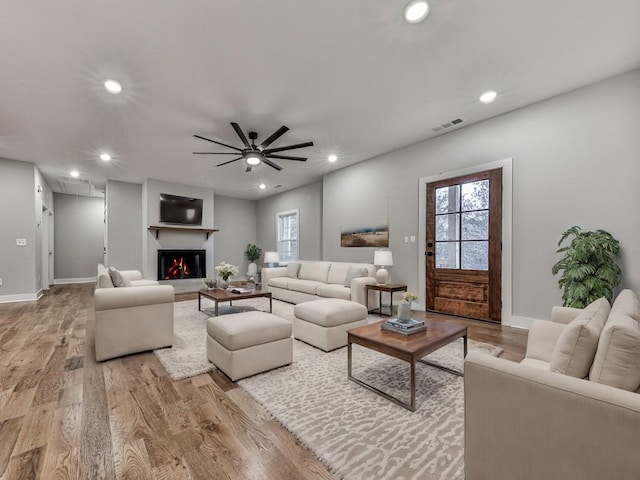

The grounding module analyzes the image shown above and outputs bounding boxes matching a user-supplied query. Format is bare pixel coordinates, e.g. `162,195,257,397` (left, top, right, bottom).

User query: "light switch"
16,238,27,246
410,235,416,243
404,236,409,244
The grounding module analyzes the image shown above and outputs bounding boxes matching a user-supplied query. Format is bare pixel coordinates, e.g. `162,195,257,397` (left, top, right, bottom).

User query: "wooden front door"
426,168,502,322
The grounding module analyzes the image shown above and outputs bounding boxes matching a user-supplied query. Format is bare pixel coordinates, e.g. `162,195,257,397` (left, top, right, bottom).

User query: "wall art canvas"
340,198,389,247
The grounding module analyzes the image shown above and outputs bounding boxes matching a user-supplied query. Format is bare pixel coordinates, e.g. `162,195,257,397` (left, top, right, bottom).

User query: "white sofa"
95,264,175,361
262,260,378,306
464,290,640,480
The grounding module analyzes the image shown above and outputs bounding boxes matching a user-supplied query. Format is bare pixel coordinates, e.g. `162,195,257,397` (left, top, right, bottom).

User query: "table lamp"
264,251,280,267
374,250,393,284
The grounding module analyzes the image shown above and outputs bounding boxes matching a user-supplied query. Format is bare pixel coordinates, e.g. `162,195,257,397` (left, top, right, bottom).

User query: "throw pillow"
286,263,301,279
109,267,126,287
344,267,366,288
590,313,640,391
550,297,610,378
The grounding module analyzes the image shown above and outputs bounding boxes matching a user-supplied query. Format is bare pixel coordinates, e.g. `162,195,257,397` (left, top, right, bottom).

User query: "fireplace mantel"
148,225,219,240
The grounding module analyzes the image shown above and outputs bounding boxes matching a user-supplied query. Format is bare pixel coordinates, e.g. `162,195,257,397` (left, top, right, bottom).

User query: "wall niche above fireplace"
158,249,206,280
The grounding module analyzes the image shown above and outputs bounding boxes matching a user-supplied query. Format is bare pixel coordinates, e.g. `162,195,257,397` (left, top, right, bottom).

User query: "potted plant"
244,243,262,276
551,226,621,308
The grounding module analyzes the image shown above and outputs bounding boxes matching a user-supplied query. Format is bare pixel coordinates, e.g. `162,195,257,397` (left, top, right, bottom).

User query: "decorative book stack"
381,318,427,336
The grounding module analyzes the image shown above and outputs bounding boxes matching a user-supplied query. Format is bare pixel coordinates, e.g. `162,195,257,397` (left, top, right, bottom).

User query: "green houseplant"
244,243,262,276
551,226,621,308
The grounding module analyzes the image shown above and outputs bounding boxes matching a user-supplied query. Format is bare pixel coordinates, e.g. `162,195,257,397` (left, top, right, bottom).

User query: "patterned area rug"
239,337,502,480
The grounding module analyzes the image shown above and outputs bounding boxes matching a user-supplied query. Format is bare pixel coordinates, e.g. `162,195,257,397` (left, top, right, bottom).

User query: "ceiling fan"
193,122,314,172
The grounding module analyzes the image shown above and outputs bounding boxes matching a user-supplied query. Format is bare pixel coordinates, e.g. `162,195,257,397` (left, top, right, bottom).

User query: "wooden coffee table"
347,320,467,412
198,288,272,316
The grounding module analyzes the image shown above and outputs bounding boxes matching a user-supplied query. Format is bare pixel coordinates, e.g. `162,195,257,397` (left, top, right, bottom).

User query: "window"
435,179,489,270
277,209,299,264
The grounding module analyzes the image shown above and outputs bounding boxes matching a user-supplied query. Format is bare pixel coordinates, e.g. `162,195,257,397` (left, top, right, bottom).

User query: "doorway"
425,168,502,322
41,207,54,290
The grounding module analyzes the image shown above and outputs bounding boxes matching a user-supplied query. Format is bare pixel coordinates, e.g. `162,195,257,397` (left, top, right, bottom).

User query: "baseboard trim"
53,277,96,285
505,315,536,329
0,293,41,304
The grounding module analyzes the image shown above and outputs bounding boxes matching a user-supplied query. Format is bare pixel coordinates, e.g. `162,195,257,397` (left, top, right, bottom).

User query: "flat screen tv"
159,193,203,226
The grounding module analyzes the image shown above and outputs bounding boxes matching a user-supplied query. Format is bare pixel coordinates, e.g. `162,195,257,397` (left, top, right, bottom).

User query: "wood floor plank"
12,402,55,457
0,388,37,421
0,417,23,477
2,446,43,480
113,438,154,480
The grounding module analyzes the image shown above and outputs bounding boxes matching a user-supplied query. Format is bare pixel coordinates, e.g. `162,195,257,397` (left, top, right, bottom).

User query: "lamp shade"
374,250,393,267
264,251,280,264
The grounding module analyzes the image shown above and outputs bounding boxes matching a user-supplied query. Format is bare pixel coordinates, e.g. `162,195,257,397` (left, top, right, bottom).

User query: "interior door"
426,168,502,322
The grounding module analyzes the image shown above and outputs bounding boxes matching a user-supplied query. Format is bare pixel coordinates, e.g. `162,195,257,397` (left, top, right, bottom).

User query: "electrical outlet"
0,278,3,286
404,236,409,244
410,235,416,243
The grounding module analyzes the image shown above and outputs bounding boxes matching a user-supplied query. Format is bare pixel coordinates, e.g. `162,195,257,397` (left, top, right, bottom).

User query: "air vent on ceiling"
432,117,464,132
58,176,95,196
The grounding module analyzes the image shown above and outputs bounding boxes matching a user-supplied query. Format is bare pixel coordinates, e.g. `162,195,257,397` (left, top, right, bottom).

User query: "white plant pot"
247,262,258,276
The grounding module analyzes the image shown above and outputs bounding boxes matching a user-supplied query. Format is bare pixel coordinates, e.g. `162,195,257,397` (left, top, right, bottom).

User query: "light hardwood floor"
0,284,527,479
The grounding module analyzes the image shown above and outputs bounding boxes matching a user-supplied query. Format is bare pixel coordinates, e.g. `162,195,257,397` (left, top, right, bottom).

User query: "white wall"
213,195,258,277
256,181,323,261
106,180,143,271
322,69,640,324
0,159,38,300
53,193,105,281
142,179,215,280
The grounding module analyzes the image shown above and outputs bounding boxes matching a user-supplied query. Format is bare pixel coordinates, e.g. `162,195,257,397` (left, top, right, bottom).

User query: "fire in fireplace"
157,249,206,280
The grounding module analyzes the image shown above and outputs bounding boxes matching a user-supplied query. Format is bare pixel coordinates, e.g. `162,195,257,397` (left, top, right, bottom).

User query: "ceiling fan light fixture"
103,79,122,94
246,154,261,166
404,0,430,24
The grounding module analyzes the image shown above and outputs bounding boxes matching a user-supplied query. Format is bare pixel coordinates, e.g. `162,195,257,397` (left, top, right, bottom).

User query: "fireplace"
157,249,206,280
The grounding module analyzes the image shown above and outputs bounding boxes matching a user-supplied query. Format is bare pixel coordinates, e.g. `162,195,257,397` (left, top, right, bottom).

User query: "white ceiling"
1,1,639,200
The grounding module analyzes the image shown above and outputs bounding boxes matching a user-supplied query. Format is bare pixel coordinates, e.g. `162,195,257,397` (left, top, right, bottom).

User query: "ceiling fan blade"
193,152,241,155
194,134,242,151
259,125,289,150
245,165,252,173
263,158,283,171
231,122,251,148
263,141,314,154
265,154,307,161
216,157,243,167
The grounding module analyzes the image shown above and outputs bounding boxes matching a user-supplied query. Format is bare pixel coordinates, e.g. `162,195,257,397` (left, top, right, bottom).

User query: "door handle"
427,252,433,256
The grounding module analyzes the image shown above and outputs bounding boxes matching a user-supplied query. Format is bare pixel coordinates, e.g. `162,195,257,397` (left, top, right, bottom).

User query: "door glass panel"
462,211,489,240
461,180,489,211
435,185,460,214
461,241,488,270
436,242,460,269
435,214,460,241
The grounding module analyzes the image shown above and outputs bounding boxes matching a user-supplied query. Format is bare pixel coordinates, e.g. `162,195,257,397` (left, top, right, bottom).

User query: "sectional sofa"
262,260,378,306
464,290,640,479
94,264,175,361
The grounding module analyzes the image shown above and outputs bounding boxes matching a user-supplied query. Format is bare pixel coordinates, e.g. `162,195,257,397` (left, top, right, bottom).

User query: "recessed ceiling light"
404,0,430,24
70,170,80,178
479,90,498,104
246,154,261,166
99,153,111,161
259,183,266,190
104,79,122,94
328,154,338,163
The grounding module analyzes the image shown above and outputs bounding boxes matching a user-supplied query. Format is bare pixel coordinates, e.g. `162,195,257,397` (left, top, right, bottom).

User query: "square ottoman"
294,298,368,351
206,311,292,381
